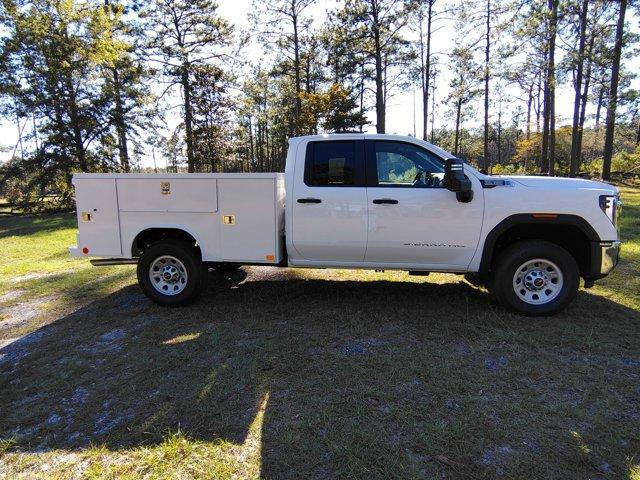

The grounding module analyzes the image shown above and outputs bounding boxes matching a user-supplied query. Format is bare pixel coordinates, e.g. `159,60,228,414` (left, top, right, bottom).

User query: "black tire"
137,240,206,306
490,240,579,316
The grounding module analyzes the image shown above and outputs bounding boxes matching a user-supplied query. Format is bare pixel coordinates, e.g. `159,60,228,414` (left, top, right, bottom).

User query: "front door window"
374,141,444,188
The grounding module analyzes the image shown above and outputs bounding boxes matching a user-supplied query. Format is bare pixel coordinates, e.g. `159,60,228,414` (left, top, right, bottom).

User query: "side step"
90,258,138,266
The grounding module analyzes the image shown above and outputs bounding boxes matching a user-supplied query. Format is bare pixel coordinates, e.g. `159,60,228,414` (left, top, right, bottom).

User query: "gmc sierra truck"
70,134,622,316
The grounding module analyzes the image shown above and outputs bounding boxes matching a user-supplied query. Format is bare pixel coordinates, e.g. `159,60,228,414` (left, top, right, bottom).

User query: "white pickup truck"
70,134,622,316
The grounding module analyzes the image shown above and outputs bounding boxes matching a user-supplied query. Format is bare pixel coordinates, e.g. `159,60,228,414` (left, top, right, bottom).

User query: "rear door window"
305,141,364,186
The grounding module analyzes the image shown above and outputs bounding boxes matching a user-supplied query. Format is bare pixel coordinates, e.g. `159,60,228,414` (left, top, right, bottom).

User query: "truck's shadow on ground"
1,267,639,478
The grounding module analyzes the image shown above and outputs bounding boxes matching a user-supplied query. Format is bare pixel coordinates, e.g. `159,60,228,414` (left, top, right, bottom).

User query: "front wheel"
137,240,206,306
490,240,579,316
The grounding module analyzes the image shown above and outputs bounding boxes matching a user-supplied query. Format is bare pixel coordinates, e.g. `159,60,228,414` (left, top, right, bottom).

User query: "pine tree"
568,0,589,177
602,0,628,180
190,64,234,172
322,84,368,132
332,0,417,133
0,0,127,206
252,0,315,134
447,46,481,157
143,0,232,172
95,0,151,172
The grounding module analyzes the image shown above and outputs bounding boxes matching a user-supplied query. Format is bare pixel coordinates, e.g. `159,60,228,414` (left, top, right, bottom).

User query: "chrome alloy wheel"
149,255,188,296
512,258,563,305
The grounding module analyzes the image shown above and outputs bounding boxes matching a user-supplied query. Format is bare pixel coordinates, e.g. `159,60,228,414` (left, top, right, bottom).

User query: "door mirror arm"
443,158,473,203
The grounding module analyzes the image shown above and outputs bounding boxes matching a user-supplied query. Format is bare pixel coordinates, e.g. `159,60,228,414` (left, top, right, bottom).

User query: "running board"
90,258,138,266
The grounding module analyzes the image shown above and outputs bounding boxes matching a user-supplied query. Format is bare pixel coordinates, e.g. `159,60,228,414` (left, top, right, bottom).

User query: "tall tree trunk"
418,10,426,139
265,101,270,172
305,54,311,93
15,108,24,159
59,22,87,172
602,0,627,180
248,117,254,171
292,11,302,130
105,0,129,172
181,66,195,173
541,51,550,173
430,82,436,143
421,1,434,141
569,0,589,177
535,71,541,134
575,34,594,172
32,113,39,153
205,113,215,172
112,66,130,172
359,60,365,131
595,83,605,127
526,80,533,140
64,72,87,172
372,2,385,133
483,0,490,171
454,98,462,156
547,0,558,175
257,123,263,172
497,103,502,167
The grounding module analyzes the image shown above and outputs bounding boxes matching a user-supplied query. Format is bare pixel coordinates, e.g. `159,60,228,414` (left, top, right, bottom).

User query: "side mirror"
443,158,473,203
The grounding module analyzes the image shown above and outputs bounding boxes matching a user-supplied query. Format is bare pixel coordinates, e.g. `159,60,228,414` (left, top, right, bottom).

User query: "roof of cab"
288,133,455,159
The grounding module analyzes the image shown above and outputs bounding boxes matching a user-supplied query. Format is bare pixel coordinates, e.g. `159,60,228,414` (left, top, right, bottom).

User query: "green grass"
0,184,639,479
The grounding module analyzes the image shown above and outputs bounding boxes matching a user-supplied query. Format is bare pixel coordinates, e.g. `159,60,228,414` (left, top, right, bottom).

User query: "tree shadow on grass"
0,213,75,239
0,268,639,478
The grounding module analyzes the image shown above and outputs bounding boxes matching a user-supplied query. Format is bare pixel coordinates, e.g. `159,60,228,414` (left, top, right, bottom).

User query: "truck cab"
286,134,483,270
70,133,622,316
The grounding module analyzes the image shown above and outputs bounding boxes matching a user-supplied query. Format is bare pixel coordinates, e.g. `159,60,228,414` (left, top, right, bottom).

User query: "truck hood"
494,175,618,194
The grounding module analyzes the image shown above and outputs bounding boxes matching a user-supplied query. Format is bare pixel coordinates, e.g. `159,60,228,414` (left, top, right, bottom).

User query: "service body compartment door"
117,178,217,213
74,178,121,256
291,140,368,262
218,178,280,263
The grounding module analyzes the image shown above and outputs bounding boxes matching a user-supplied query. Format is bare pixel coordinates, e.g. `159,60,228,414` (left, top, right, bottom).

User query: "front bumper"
600,240,621,275
585,240,621,281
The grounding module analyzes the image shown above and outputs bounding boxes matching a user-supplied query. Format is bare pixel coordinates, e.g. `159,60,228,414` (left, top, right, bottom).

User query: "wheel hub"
524,270,548,291
512,259,563,305
149,255,188,296
162,265,180,283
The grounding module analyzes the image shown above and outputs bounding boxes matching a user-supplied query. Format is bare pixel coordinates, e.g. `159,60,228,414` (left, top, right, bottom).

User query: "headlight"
599,194,621,227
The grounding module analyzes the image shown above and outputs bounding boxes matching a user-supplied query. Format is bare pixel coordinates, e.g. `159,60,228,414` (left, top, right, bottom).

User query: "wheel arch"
478,214,599,280
131,226,202,260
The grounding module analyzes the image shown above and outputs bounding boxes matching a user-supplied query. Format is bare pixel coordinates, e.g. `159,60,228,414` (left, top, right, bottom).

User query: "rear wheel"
137,240,206,306
490,240,579,316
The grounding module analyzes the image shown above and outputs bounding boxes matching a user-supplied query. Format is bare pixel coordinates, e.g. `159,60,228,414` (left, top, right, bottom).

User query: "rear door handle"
372,199,398,205
297,198,322,204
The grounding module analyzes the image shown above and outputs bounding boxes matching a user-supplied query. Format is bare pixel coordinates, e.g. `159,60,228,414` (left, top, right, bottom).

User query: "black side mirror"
443,158,473,203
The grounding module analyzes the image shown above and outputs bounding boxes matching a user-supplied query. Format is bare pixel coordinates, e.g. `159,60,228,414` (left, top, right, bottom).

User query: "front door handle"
372,198,399,205
297,198,322,204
